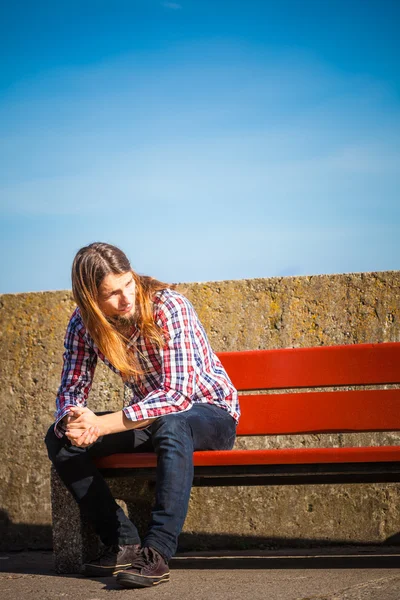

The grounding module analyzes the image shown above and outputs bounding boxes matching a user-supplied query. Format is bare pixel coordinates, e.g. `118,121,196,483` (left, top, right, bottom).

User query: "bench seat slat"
94,445,400,470
218,342,400,390
237,388,400,435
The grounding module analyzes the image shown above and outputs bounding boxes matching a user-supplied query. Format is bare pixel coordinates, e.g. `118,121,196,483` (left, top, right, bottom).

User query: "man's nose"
121,292,131,305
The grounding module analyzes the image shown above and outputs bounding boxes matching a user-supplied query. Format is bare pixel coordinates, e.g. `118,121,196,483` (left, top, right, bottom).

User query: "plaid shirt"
55,289,240,437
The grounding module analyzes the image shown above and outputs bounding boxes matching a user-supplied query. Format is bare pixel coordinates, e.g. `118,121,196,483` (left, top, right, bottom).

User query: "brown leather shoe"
84,543,141,577
115,546,170,588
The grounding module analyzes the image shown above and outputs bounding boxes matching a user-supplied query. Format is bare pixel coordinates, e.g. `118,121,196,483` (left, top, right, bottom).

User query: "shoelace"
131,546,159,569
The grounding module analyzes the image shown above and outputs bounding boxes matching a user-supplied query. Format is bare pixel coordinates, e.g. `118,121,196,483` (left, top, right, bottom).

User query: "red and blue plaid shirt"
55,289,240,437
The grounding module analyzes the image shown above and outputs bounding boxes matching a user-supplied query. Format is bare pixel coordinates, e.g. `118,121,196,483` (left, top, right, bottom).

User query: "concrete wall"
0,271,399,550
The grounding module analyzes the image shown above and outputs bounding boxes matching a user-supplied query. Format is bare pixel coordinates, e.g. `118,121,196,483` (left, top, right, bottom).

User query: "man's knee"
151,413,192,443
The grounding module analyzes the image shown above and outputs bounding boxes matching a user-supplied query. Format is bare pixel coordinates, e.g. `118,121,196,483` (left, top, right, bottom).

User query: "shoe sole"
83,562,132,577
116,571,170,588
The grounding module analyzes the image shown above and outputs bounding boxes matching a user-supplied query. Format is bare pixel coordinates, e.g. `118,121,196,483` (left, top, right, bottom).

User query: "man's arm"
65,406,157,445
54,309,97,439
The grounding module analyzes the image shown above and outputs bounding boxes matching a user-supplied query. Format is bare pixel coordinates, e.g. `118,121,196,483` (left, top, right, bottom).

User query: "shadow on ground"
0,511,52,551
1,548,400,580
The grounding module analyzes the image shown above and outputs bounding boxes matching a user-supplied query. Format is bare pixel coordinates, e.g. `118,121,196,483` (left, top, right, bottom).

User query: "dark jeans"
45,404,236,561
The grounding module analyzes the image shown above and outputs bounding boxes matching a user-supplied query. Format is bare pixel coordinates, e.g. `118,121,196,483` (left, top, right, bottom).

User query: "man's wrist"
97,413,111,436
96,411,126,436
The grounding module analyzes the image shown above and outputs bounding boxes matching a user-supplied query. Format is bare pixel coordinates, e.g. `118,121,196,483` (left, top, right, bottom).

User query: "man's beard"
106,313,137,337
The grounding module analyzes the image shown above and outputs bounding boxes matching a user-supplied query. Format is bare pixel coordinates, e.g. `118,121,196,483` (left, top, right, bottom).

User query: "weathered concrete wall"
0,271,399,550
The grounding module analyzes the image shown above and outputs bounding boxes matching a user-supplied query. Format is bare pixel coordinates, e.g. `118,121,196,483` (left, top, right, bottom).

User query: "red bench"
95,342,400,486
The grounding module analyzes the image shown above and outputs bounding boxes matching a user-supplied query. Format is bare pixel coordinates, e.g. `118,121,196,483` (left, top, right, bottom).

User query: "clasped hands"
64,406,101,448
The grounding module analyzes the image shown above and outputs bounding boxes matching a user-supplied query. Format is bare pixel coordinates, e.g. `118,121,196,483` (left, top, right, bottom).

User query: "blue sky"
1,0,399,293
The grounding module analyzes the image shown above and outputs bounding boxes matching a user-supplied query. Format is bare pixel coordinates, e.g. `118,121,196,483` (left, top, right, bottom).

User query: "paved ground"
1,548,400,600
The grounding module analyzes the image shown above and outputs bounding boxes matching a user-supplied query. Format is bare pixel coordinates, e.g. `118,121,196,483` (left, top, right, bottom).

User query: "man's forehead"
99,272,132,293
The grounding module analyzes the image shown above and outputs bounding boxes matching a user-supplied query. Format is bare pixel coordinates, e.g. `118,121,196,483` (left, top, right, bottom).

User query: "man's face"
98,271,136,320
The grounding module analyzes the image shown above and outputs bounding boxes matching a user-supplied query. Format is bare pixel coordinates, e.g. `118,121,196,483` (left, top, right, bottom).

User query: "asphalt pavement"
1,548,400,600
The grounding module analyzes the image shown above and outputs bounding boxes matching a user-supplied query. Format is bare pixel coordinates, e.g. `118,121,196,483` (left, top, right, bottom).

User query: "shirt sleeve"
123,294,197,422
54,310,98,438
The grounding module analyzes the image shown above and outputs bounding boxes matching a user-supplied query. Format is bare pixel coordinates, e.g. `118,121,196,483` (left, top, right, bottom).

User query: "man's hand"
65,407,101,448
67,425,100,448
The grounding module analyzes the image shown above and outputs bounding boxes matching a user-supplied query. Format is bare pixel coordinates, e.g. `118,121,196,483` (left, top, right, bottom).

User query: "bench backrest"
217,342,400,436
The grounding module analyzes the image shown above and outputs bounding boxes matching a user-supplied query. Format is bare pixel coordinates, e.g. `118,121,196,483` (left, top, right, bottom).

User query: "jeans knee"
151,413,192,448
153,413,190,433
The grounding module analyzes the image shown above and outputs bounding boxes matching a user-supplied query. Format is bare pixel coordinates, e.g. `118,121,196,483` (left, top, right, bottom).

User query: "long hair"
71,242,170,378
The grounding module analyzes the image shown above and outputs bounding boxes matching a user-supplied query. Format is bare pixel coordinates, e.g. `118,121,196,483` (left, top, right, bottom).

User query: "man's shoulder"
67,307,87,336
153,288,194,315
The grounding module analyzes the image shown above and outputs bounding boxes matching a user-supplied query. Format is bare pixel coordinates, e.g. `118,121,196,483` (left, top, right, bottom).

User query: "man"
45,242,240,589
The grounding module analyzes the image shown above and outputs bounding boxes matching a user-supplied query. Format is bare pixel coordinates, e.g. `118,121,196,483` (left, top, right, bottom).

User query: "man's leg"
145,404,236,559
45,423,152,574
116,404,236,588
